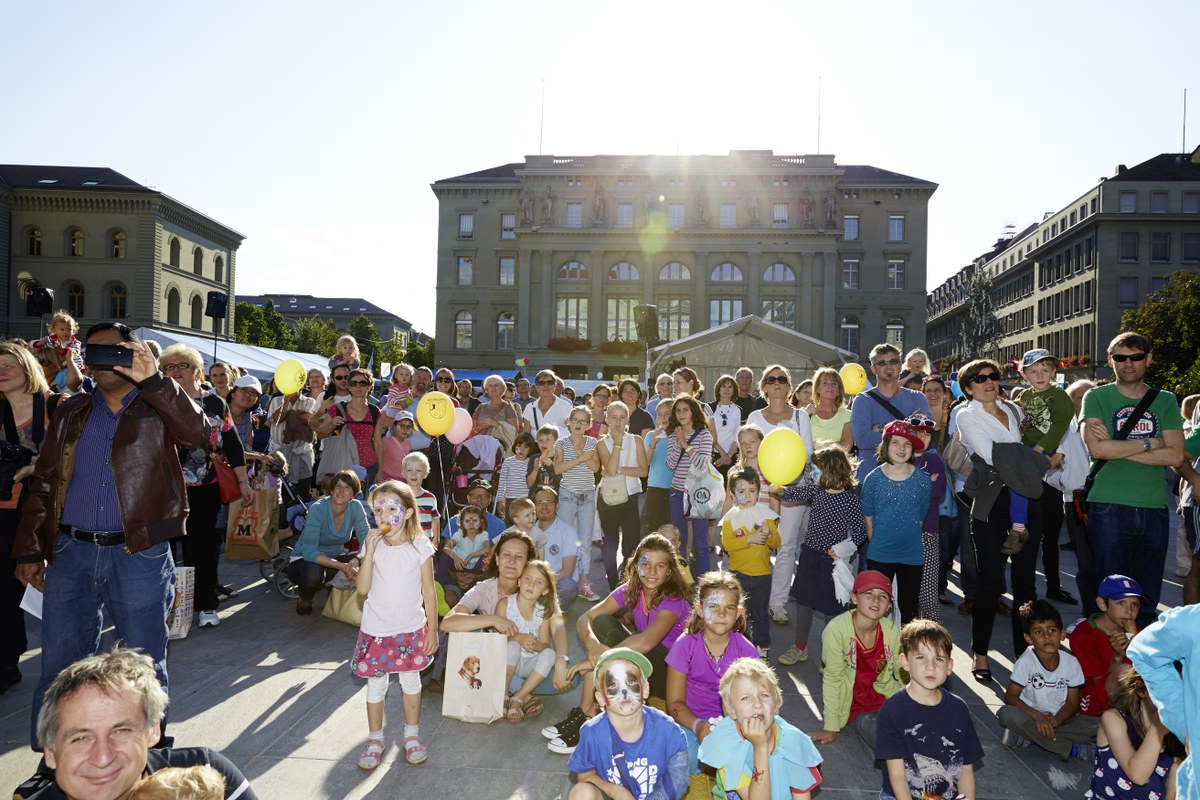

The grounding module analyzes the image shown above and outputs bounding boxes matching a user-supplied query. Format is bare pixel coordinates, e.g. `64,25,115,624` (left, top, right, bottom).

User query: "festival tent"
644,315,857,391
134,328,329,383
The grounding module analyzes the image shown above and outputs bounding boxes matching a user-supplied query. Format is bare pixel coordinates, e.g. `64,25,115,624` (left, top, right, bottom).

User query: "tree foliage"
958,269,1002,361
404,336,435,370
1119,270,1200,397
233,302,272,347
293,315,339,357
262,301,295,350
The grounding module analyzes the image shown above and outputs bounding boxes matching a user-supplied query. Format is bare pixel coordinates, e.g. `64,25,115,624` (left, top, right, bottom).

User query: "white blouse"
955,399,1023,466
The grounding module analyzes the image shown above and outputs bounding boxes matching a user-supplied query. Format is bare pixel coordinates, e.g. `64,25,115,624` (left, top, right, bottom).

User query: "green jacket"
820,610,906,732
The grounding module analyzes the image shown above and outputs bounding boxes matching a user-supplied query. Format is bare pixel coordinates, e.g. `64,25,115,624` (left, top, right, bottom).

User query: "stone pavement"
0,529,1187,800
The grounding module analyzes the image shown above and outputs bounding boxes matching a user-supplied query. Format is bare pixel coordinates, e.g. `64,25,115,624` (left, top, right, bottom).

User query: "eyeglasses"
162,363,192,372
970,373,1000,384
333,375,349,382
874,358,901,367
763,375,789,385
348,380,371,387
536,379,555,386
1111,353,1147,363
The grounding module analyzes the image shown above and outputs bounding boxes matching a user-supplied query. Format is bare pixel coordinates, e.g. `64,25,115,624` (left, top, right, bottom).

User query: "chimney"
1115,164,1127,175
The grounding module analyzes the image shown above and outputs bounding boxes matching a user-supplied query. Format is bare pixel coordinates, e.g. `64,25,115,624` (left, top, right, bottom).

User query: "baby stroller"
448,434,503,514
262,475,311,599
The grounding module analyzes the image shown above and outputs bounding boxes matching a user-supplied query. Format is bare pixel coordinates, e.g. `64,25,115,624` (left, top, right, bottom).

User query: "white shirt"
522,395,576,438
1011,646,1084,714
955,399,1023,466
711,402,742,453
746,407,815,467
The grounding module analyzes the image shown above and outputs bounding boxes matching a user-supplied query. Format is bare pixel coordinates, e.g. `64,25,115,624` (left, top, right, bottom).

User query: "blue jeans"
558,488,597,586
32,531,175,749
669,489,710,573
1087,503,1169,627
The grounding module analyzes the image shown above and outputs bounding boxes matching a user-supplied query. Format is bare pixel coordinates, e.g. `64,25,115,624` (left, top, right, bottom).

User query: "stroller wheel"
258,559,274,581
274,563,299,599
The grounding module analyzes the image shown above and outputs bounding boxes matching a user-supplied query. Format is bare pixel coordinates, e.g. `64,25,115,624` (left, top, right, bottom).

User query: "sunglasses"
1111,353,1147,363
348,380,371,387
874,358,901,367
333,375,349,381
536,379,556,386
763,375,789,385
970,373,1000,384
436,376,453,382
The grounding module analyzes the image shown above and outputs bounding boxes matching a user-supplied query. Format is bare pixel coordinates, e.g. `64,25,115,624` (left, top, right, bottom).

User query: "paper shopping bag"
224,490,280,561
441,631,507,724
322,586,365,627
167,566,194,640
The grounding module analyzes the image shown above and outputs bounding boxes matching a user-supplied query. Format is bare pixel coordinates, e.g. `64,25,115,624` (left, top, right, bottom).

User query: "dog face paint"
600,661,644,717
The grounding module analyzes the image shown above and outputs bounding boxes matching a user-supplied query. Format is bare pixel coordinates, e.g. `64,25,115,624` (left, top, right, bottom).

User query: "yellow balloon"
839,363,868,396
273,359,306,396
416,391,455,436
758,427,807,486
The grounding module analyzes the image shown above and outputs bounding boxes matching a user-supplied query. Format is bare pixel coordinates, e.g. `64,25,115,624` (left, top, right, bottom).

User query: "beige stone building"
928,148,1200,380
432,151,936,379
1,165,243,341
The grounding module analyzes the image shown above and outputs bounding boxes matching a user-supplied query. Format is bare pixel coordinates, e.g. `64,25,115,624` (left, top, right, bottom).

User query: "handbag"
224,488,281,560
684,457,725,519
316,411,361,479
441,631,508,723
599,475,629,505
212,455,241,504
942,431,974,478
322,586,365,626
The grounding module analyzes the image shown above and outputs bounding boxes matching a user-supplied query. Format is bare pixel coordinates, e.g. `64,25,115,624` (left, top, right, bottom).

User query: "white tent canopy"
134,328,329,383
645,315,857,392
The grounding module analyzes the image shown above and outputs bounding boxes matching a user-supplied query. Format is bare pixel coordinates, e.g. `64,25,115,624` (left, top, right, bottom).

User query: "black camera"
0,440,34,501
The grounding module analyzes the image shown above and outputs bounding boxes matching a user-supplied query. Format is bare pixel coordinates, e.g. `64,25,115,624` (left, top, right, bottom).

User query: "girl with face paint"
351,481,440,769
665,572,760,778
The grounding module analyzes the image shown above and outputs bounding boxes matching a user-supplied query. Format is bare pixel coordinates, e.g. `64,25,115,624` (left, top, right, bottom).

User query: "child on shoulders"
383,362,414,419
328,334,361,372
30,310,84,371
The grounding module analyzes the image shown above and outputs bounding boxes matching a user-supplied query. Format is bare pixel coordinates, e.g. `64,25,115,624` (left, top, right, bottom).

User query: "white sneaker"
768,606,789,626
198,611,220,628
777,645,809,666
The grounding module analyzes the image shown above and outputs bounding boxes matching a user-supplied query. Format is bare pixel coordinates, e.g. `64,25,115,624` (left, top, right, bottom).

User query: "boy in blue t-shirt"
568,648,688,800
875,620,983,800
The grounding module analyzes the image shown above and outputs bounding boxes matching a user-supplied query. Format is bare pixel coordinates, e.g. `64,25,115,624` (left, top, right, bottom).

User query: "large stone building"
432,151,937,379
927,147,1200,379
0,165,243,341
237,294,418,349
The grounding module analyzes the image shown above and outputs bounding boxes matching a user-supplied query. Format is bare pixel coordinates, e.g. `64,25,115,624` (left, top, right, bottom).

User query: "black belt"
59,525,126,547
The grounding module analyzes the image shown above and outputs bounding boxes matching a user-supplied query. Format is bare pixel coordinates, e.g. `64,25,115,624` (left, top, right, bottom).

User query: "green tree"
293,314,339,357
958,268,1002,362
405,336,435,370
233,302,272,347
262,301,295,351
347,315,381,372
1120,270,1200,397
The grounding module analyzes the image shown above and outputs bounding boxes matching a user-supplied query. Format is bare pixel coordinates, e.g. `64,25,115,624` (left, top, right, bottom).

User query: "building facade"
927,148,1200,379
0,165,243,341
432,151,937,379
237,294,417,350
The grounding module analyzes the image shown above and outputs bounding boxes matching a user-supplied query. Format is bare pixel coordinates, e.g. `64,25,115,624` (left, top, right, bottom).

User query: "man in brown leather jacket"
11,322,211,752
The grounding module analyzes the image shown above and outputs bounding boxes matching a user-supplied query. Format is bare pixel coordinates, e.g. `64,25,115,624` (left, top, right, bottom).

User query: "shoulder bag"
1075,388,1159,522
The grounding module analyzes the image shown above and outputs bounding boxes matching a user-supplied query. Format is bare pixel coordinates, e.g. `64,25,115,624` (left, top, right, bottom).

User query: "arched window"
68,229,85,257
27,227,42,256
885,316,905,350
191,296,203,330
214,255,224,283
496,312,515,350
840,316,860,356
193,248,203,276
608,262,639,281
167,288,181,325
454,311,474,349
64,281,85,319
762,262,795,282
169,237,181,267
710,262,743,282
659,262,690,281
108,283,128,319
109,230,126,258
557,261,588,280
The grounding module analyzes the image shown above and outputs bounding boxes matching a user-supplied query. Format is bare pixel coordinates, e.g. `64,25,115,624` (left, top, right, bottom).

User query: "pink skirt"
352,626,430,677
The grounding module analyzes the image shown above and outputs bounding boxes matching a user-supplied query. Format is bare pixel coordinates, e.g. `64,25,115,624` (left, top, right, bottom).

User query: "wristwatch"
1142,438,1153,451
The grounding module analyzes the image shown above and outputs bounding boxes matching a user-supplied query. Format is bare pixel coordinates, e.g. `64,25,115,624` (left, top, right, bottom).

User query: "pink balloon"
446,407,474,444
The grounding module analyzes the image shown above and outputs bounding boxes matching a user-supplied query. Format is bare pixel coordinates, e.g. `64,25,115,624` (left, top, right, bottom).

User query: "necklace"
702,633,728,667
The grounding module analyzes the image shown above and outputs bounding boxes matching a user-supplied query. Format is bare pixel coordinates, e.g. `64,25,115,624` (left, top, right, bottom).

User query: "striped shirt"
555,435,597,493
497,455,531,503
665,428,713,492
414,488,440,540
61,388,137,532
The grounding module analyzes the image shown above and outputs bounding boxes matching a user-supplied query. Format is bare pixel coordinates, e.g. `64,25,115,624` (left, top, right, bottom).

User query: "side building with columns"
432,151,936,379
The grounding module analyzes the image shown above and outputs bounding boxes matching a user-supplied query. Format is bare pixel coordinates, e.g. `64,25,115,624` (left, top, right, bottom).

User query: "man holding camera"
12,322,211,752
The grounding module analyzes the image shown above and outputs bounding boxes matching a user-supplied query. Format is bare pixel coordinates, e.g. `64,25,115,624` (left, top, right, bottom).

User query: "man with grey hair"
24,648,255,800
520,369,574,436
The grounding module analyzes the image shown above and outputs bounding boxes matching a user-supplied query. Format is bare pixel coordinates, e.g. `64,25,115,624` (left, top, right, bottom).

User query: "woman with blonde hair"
805,367,852,449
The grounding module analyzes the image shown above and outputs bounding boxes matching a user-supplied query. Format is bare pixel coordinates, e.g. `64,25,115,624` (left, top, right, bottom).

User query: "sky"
5,1,1196,336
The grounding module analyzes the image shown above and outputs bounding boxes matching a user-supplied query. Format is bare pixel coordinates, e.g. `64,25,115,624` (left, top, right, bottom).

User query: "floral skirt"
352,626,430,677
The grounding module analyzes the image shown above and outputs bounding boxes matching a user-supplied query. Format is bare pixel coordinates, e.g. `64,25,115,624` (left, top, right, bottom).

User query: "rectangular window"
616,203,633,229
772,203,788,227
1091,198,1098,214
1151,192,1169,213
887,259,906,290
841,259,860,289
456,256,473,285
566,203,583,228
888,216,905,241
1183,233,1200,263
501,213,516,239
1119,277,1138,307
1069,211,1076,226
659,298,691,340
555,296,588,339
458,213,474,238
761,299,795,328
1085,238,1094,266
1150,276,1168,295
1119,191,1137,213
668,204,685,228
1184,192,1200,214
840,322,859,356
720,203,737,229
499,256,515,286
1151,232,1170,262
709,298,743,325
1119,232,1139,261
606,298,638,341
843,215,859,241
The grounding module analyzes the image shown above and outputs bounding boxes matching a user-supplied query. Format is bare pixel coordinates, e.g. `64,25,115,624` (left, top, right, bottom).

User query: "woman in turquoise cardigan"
286,470,370,615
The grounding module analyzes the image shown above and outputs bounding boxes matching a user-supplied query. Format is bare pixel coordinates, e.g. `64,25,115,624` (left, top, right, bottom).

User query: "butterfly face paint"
601,661,643,715
810,465,823,484
703,594,723,626
372,498,405,528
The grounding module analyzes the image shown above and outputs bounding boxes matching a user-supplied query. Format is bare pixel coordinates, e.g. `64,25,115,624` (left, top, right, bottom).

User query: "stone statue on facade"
800,193,815,226
541,185,556,225
696,188,709,227
824,188,838,226
592,184,606,226
520,188,535,225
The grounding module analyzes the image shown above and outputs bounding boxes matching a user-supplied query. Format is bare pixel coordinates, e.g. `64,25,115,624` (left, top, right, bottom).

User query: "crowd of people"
3,314,1199,799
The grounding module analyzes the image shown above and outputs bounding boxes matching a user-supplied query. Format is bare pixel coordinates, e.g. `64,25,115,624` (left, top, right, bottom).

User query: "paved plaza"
0,530,1186,800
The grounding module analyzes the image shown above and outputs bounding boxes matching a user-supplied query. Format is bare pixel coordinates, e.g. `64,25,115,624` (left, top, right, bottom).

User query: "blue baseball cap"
1097,574,1146,601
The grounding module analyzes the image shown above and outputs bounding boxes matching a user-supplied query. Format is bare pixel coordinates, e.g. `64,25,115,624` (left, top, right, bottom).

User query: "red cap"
853,570,893,597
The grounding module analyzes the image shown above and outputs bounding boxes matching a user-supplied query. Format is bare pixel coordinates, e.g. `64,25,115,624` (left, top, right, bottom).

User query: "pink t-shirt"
379,435,412,482
360,535,435,637
610,584,691,650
